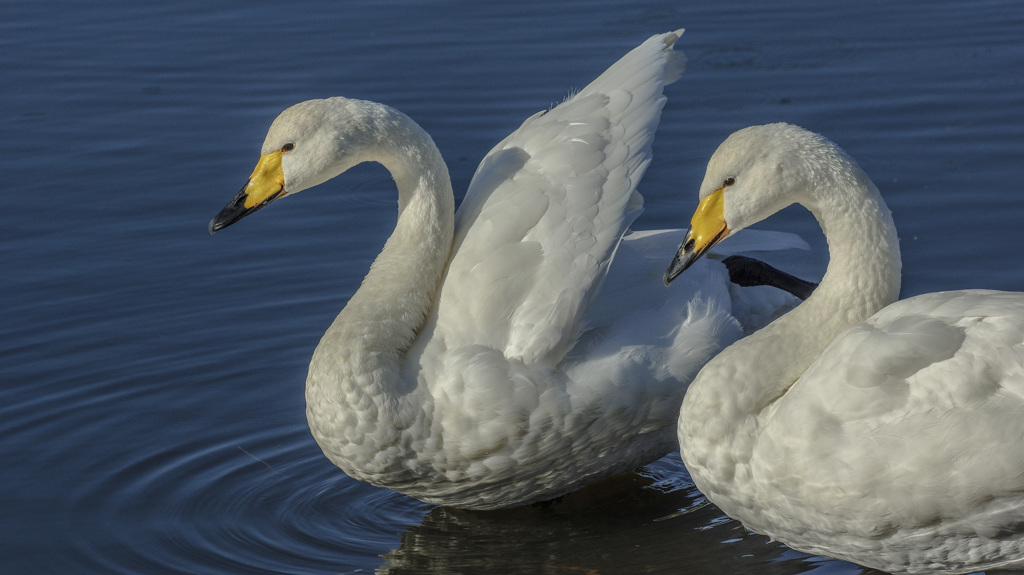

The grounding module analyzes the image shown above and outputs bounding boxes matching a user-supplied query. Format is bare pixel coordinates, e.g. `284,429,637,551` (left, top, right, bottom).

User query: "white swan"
665,123,1024,574
209,31,804,510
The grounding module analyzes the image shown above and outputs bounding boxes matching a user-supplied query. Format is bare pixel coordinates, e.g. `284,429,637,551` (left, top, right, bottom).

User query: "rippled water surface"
4,0,1024,573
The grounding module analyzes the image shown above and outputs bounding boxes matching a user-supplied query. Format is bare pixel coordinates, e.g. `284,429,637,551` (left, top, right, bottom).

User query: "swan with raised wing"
209,32,804,510
666,122,1024,574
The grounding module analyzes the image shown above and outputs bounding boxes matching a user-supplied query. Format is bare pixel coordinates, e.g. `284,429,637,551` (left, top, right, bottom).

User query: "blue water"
3,0,1023,573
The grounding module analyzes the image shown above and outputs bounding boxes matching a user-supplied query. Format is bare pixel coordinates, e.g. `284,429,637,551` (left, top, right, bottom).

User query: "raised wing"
431,30,687,365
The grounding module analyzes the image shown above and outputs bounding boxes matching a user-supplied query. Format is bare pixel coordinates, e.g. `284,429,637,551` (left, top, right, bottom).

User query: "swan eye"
281,143,295,152
723,177,736,187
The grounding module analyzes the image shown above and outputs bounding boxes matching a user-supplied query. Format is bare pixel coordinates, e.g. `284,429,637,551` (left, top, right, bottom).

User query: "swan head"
665,123,831,284
209,98,372,233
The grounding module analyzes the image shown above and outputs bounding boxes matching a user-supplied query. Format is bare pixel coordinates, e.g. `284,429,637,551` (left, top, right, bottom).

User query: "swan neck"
320,103,455,370
773,150,901,394
681,153,901,468
808,160,902,326
760,171,902,385
304,103,455,479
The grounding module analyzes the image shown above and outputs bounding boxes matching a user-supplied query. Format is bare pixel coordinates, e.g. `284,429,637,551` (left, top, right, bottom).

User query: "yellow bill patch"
688,187,729,253
243,150,285,208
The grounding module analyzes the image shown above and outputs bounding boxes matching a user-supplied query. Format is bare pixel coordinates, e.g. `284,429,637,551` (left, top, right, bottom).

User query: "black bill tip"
208,184,282,234
664,237,698,286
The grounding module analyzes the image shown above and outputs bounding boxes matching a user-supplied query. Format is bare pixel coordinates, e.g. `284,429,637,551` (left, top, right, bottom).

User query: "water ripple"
64,422,427,574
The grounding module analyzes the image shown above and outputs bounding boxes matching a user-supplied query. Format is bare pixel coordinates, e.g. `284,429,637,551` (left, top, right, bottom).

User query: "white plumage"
667,122,1024,574
209,32,802,510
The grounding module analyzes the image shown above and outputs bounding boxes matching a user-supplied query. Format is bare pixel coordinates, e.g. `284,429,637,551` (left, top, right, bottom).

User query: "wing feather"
432,30,686,365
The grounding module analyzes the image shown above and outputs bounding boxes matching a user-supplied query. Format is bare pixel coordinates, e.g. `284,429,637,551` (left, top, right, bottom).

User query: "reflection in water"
380,457,866,575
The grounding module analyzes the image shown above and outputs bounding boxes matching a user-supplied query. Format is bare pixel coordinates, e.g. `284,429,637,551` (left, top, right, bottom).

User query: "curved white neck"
680,157,901,471
310,103,454,396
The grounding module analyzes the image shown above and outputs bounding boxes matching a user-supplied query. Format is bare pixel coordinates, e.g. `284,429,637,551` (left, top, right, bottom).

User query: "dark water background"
3,0,1023,573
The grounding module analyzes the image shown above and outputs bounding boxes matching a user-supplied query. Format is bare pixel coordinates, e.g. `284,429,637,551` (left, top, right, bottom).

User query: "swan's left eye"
281,143,295,152
723,177,736,187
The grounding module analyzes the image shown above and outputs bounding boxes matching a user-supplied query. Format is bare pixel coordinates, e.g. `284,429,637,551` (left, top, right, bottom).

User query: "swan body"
666,123,1024,574
209,32,805,510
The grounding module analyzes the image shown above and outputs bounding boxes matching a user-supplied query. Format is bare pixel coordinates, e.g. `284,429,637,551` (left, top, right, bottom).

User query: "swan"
665,122,1024,574
208,31,805,510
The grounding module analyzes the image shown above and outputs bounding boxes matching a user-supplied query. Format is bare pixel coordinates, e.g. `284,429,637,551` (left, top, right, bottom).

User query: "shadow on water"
379,457,873,575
